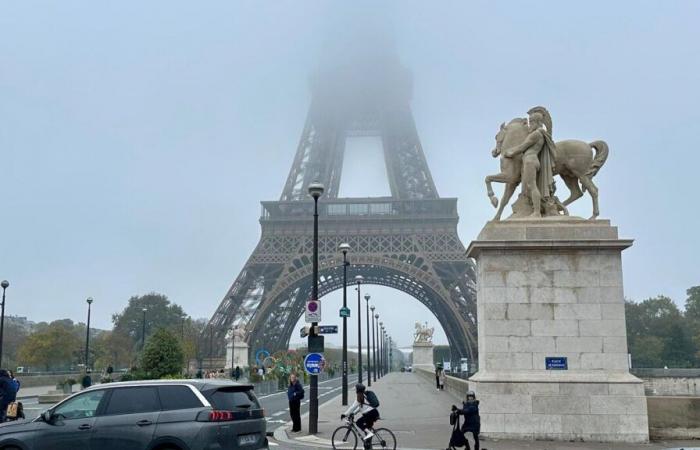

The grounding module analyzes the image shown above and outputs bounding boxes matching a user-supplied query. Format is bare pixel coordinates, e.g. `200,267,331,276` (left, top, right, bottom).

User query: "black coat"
287,380,304,402
458,400,480,432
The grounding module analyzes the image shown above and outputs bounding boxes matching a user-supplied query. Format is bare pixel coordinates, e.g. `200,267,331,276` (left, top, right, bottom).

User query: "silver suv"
0,379,268,450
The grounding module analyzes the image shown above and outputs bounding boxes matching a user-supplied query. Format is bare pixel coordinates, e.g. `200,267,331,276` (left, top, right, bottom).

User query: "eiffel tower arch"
206,53,477,363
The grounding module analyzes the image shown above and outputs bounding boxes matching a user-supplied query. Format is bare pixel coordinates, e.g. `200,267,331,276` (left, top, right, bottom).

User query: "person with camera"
451,390,480,450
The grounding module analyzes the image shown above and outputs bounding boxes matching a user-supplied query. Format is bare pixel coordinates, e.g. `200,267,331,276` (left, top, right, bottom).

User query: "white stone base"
467,219,649,442
470,371,648,442
226,342,250,370
412,342,434,369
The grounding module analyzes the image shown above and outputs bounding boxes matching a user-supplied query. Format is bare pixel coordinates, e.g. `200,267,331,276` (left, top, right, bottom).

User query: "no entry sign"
305,299,321,322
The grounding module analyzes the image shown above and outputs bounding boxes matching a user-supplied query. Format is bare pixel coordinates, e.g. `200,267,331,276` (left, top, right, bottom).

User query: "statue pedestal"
466,219,648,443
412,341,434,369
225,340,250,370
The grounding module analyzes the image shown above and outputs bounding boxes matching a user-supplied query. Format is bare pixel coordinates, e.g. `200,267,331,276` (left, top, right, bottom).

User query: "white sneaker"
363,431,374,441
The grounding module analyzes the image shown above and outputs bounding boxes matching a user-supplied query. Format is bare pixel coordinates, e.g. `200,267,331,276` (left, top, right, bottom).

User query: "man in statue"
503,106,558,217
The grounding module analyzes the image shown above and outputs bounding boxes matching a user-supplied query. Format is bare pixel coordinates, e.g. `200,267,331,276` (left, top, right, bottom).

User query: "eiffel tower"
205,51,477,363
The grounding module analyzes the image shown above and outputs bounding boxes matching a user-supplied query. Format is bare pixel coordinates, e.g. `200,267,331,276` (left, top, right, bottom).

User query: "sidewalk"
274,372,700,450
275,371,461,449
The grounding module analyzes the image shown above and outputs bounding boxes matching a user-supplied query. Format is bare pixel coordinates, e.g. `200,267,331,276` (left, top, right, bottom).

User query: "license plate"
238,434,259,446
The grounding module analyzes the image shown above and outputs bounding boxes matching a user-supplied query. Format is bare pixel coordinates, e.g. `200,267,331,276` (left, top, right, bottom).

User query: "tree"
626,295,697,367
17,321,82,371
112,293,186,350
92,330,134,370
140,328,184,379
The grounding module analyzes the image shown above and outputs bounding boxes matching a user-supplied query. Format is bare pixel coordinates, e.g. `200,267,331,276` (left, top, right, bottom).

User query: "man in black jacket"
0,369,17,422
452,390,480,450
287,373,305,433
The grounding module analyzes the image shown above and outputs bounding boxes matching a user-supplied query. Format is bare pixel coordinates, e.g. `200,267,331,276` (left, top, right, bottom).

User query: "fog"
1,1,698,341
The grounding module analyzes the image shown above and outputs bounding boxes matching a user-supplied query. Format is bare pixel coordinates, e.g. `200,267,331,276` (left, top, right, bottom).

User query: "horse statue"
485,118,609,220
414,321,435,343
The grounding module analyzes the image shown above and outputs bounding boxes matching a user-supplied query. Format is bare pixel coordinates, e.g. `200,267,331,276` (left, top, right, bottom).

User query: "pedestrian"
435,366,442,390
234,366,241,381
81,370,92,389
258,366,264,380
0,369,17,422
8,371,20,394
452,390,481,450
287,373,304,433
438,368,446,391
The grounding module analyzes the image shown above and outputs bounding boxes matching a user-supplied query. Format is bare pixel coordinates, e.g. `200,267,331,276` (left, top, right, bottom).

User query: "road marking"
272,411,286,417
257,376,352,399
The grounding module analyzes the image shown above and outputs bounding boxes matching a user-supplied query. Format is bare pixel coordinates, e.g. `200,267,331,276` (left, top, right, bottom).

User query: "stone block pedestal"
226,341,250,370
466,219,649,443
412,342,434,370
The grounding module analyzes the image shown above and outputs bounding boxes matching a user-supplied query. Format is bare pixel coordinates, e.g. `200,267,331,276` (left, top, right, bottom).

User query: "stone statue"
485,106,609,220
413,321,434,343
226,325,247,344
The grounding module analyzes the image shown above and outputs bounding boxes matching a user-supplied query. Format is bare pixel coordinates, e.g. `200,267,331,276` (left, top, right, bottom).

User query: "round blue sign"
304,352,325,375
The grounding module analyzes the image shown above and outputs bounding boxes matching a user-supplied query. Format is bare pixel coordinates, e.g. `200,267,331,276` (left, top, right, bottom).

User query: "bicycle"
331,413,397,450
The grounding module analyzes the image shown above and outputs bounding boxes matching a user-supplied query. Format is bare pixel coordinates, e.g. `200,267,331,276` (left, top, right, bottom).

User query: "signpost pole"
307,182,324,434
339,243,350,406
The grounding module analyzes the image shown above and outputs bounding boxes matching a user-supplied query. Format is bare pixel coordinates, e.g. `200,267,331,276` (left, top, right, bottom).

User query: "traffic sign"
339,307,351,318
306,300,322,322
304,352,326,375
318,325,338,334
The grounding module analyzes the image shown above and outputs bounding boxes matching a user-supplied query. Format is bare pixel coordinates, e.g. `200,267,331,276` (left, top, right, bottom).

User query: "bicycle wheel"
370,427,397,450
332,425,358,450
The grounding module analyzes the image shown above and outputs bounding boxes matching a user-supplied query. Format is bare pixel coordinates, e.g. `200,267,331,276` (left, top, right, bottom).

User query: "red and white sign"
305,299,322,323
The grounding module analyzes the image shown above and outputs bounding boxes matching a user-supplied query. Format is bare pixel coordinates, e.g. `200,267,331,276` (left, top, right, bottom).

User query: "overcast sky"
2,1,698,347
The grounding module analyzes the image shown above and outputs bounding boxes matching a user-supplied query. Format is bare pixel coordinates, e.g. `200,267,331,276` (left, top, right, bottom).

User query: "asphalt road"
259,374,358,432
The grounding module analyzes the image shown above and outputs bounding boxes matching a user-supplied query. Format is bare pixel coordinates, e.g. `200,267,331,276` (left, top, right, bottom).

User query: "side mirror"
42,410,53,423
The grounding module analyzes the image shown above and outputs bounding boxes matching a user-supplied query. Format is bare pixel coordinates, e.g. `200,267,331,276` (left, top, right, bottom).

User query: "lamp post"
371,308,377,383
364,294,371,387
388,336,393,373
0,280,9,366
85,297,93,372
141,307,148,350
355,275,364,385
339,243,351,406
385,330,389,375
308,181,324,434
379,323,384,378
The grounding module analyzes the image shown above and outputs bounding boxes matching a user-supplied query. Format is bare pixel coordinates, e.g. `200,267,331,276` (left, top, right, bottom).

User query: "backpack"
365,390,379,408
448,413,469,449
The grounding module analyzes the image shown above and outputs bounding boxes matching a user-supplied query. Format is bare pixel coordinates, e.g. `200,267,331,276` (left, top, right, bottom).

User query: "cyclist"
341,383,380,441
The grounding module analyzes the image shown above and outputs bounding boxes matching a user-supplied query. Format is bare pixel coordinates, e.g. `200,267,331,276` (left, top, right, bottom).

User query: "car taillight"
209,410,234,421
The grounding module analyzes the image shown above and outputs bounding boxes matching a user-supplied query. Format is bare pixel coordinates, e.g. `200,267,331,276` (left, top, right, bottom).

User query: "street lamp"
372,311,378,382
364,294,371,387
141,308,148,350
339,243,351,406
388,336,393,373
379,323,384,378
355,275,364,385
0,280,9,366
85,297,93,372
308,181,324,434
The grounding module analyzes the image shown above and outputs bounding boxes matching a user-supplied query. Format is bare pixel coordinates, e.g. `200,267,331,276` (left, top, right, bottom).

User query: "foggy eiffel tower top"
280,45,439,202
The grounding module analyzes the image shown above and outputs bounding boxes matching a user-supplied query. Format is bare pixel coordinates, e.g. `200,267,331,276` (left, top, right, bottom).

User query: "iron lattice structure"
206,55,477,362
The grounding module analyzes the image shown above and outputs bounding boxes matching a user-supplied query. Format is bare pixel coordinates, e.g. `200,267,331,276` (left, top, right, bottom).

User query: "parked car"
0,379,268,450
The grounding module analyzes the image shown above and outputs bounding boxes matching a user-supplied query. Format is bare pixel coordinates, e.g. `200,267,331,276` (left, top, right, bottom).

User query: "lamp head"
142,307,148,312
375,313,379,319
86,297,93,305
354,275,364,284
1,280,8,289
338,243,351,254
364,294,370,302
307,182,325,199
370,305,375,312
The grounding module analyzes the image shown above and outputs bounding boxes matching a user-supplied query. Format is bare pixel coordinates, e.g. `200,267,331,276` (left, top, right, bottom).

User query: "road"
259,374,358,432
